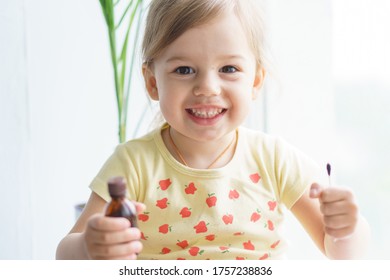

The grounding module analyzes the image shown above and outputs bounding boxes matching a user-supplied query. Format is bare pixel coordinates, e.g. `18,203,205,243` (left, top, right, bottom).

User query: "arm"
290,183,371,259
56,192,143,260
56,192,105,259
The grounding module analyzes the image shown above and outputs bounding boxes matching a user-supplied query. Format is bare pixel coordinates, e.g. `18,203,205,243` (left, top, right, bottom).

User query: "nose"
193,71,221,97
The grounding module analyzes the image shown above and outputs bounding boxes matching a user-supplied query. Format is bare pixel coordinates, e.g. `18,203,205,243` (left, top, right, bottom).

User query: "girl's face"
144,10,264,143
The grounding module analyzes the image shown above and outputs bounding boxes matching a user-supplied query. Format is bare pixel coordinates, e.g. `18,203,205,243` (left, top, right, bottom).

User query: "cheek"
230,83,253,103
156,81,187,109
158,94,180,123
159,98,170,111
158,95,170,113
230,86,253,115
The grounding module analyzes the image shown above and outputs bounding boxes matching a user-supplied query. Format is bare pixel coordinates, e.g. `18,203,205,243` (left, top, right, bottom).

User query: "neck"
163,126,237,169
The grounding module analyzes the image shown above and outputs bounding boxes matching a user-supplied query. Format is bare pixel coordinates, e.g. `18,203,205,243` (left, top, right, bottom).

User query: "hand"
83,202,145,260
310,183,358,239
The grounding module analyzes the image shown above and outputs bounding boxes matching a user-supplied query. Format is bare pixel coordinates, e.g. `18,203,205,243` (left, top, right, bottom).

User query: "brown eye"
175,66,195,75
220,65,238,73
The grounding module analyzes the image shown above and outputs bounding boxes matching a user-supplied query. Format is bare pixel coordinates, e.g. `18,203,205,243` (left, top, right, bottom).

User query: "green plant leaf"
98,0,145,142
116,0,134,29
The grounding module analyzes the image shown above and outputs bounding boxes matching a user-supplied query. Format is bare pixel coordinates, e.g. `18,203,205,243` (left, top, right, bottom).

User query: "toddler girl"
56,0,370,260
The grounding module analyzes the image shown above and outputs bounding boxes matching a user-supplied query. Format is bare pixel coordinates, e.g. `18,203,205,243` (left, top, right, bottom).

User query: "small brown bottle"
105,176,138,228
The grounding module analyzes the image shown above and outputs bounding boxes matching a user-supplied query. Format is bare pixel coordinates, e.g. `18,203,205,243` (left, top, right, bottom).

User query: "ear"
252,66,266,100
142,63,159,100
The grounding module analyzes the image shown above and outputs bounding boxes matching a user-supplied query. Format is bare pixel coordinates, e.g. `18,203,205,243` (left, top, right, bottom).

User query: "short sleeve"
89,143,139,202
274,138,322,209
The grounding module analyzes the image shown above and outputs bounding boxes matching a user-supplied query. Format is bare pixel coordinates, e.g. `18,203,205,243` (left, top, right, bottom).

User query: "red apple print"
219,246,230,253
138,212,149,222
188,246,203,256
179,207,192,218
236,257,245,260
233,232,244,236
222,214,234,225
267,220,275,231
140,232,148,240
205,234,215,241
206,193,217,207
156,197,169,209
176,240,189,249
159,224,171,234
250,209,261,222
184,182,197,194
270,240,280,249
161,247,171,254
268,200,277,211
228,189,240,200
259,253,269,260
249,173,261,183
243,240,255,250
194,221,208,233
158,178,171,190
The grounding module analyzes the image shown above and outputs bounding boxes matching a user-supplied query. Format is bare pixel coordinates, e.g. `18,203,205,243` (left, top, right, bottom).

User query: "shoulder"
239,126,276,145
238,126,287,159
122,128,157,149
240,127,311,159
238,126,320,180
114,127,160,160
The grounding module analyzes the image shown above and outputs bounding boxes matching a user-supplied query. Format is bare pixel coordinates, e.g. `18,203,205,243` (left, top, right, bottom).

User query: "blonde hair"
142,0,266,69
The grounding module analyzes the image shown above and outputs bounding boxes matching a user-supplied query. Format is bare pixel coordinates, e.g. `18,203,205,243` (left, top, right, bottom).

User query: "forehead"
156,10,254,62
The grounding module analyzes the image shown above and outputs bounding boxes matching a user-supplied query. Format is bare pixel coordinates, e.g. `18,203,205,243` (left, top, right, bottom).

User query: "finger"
133,201,147,214
325,226,355,239
96,253,138,260
320,187,354,204
323,214,357,230
91,240,143,259
89,227,141,245
88,214,130,231
320,200,358,216
309,183,324,199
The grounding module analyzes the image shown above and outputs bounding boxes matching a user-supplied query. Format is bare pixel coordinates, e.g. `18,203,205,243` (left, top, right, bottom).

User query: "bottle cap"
108,176,127,197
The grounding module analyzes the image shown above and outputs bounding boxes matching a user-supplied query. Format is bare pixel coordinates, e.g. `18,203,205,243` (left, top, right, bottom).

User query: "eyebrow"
165,54,246,63
165,56,188,63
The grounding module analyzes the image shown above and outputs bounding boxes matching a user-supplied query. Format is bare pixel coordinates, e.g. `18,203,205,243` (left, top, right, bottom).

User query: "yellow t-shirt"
90,125,321,260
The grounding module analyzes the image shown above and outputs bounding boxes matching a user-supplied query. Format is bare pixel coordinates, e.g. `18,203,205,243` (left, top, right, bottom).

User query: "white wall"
0,0,33,259
331,0,390,259
261,0,333,259
0,0,152,259
26,0,116,259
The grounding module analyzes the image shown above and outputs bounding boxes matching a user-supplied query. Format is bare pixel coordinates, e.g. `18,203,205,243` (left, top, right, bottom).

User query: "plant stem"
123,0,144,138
99,0,144,143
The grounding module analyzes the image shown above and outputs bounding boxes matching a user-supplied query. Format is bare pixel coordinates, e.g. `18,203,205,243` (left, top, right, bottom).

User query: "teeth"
190,108,223,118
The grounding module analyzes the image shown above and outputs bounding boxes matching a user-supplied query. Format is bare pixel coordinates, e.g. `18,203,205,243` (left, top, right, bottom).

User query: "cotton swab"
326,163,332,187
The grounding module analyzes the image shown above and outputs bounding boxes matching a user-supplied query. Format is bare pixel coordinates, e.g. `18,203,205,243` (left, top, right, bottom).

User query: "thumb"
309,183,323,199
132,201,146,214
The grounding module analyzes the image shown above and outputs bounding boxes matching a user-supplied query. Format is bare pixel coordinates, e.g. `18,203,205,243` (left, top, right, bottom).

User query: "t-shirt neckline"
153,124,243,178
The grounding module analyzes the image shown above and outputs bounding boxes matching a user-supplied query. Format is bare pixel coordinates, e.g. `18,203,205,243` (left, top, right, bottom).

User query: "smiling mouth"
186,108,227,119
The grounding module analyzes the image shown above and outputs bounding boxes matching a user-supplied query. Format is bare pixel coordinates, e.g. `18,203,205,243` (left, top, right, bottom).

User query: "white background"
1,0,389,259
